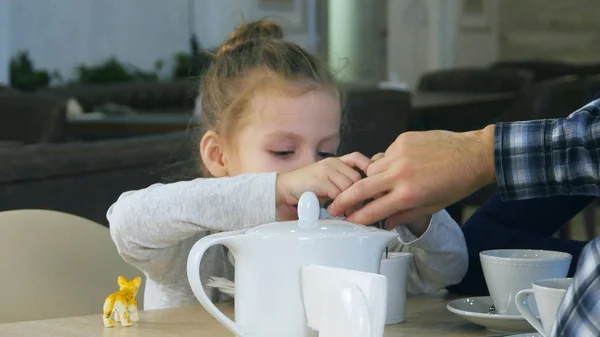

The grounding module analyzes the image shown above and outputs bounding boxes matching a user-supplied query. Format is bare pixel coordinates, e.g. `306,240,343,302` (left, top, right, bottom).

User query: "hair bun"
217,20,284,57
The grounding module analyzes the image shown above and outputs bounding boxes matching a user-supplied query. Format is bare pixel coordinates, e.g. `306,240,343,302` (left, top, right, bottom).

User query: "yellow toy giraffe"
103,276,142,327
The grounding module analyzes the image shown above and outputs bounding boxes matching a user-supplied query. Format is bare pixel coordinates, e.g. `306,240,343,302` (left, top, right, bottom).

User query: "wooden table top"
0,293,512,337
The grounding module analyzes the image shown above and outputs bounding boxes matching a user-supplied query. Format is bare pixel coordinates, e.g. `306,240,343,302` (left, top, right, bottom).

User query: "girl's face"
227,87,341,220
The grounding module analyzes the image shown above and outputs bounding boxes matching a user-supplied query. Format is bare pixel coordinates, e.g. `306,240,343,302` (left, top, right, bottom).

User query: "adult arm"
496,99,600,200
330,99,600,225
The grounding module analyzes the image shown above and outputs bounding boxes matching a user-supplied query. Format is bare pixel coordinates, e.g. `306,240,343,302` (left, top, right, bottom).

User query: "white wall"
10,0,191,81
452,0,500,67
497,0,600,62
328,0,385,85
386,0,456,89
7,0,313,82
0,0,10,84
386,0,500,88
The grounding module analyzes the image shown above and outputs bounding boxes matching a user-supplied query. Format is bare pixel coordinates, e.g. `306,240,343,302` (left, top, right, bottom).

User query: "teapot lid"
246,192,379,237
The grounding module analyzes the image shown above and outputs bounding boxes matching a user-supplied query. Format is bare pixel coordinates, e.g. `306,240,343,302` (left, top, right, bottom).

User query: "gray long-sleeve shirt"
107,172,467,310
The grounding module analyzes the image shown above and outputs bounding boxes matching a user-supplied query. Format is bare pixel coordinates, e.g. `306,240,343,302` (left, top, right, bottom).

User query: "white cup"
379,252,413,325
516,278,572,337
480,249,571,315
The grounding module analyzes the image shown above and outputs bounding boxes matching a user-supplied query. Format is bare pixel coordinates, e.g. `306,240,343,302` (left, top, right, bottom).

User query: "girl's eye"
319,152,336,158
271,151,295,158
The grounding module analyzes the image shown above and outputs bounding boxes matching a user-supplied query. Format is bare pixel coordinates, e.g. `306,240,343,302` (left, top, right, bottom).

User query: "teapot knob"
298,192,320,222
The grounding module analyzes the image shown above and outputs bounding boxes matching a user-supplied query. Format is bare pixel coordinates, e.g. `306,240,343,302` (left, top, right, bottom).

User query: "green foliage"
74,57,163,84
8,33,215,89
172,34,214,79
9,52,60,91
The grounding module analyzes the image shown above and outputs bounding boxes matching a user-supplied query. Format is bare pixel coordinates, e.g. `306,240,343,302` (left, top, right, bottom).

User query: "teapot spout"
372,229,399,257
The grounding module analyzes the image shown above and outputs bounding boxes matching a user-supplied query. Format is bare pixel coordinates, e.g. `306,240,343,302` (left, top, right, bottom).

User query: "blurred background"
1,0,599,241
2,0,598,88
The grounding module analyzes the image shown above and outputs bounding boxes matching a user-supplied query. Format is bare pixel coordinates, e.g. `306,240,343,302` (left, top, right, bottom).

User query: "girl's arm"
387,209,468,294
320,209,468,294
107,173,277,280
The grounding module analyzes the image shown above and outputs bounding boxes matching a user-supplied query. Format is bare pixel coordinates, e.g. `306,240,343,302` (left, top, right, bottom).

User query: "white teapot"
187,191,398,337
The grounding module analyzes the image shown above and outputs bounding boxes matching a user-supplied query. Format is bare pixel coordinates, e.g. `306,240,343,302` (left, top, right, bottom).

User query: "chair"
577,63,600,78
416,67,533,94
0,209,144,323
490,60,577,83
337,88,412,159
492,75,587,123
584,74,600,99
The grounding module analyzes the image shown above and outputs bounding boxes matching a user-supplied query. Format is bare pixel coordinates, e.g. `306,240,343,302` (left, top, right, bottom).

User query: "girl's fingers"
339,152,372,175
328,170,356,194
317,180,343,202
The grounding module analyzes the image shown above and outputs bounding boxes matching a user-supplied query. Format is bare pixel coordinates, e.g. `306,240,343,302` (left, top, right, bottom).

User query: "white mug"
379,252,413,325
516,278,572,337
480,249,571,315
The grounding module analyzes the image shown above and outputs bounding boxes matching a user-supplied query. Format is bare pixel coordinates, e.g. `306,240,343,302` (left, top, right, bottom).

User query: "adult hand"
276,152,371,207
328,125,497,225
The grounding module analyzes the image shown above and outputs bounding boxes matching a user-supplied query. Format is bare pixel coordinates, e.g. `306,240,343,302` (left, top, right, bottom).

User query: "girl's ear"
200,131,229,177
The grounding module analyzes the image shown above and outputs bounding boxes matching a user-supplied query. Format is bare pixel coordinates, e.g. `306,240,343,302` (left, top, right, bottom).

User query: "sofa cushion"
0,132,196,184
0,90,67,144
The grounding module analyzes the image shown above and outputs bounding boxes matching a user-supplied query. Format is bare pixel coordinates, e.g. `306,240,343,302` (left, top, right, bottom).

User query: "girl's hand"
276,152,371,207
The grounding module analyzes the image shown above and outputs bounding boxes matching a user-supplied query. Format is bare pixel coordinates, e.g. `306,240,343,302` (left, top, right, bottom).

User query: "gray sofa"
0,132,195,226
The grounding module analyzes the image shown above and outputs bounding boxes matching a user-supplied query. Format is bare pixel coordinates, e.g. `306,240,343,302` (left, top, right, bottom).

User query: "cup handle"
187,230,246,337
515,289,544,335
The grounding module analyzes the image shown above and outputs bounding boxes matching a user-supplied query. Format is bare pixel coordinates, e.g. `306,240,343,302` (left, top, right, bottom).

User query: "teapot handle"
187,231,247,337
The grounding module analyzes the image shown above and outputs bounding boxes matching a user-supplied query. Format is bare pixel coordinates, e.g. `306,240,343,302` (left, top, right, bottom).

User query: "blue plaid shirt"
494,98,600,337
551,236,600,337
495,98,600,200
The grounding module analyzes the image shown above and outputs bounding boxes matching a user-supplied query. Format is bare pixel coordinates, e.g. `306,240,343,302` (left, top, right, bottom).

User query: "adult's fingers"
339,152,371,174
342,191,405,225
371,152,385,162
365,154,392,176
327,174,391,218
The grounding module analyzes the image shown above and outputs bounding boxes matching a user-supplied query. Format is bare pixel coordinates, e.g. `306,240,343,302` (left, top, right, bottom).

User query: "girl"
107,20,468,310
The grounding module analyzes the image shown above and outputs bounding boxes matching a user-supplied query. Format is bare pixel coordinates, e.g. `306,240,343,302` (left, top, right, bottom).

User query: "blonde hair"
196,19,337,176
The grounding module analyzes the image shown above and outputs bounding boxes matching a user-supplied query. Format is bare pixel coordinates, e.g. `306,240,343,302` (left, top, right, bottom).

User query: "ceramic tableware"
380,252,412,325
516,278,572,337
480,249,571,315
187,191,398,337
446,296,537,333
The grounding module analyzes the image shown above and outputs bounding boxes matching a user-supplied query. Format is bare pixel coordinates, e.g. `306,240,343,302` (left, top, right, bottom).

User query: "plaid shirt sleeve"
494,98,600,200
551,236,600,337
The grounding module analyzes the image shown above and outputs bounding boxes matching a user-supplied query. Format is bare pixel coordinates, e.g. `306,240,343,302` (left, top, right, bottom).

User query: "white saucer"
446,296,537,333
206,276,235,297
